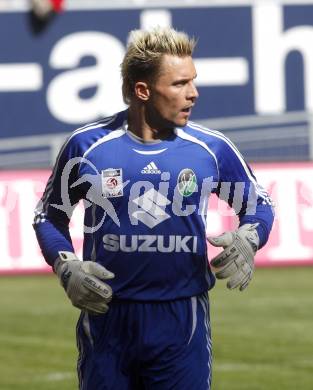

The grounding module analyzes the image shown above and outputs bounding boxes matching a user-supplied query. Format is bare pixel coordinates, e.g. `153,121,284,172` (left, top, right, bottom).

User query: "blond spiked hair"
121,27,196,104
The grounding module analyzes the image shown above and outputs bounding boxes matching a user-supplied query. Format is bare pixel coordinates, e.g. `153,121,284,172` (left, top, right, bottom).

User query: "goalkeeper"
33,27,274,390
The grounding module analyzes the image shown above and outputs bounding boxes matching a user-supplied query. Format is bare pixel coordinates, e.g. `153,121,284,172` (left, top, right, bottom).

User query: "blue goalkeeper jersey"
34,109,274,301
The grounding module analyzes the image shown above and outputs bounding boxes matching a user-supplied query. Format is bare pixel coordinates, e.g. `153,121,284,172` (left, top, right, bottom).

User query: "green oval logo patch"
177,168,197,197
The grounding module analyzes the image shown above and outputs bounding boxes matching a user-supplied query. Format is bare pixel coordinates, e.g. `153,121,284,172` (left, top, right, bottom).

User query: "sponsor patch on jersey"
103,234,198,253
177,168,197,197
101,168,123,198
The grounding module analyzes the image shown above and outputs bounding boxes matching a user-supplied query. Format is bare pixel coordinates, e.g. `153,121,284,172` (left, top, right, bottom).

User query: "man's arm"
33,137,80,266
208,135,274,290
33,135,114,313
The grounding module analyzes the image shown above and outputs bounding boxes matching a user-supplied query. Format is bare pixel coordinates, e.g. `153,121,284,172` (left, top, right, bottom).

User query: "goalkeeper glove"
207,223,259,291
53,251,114,315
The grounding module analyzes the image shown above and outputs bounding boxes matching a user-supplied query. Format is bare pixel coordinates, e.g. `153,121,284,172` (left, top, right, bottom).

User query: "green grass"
0,275,78,390
0,268,312,389
211,267,313,390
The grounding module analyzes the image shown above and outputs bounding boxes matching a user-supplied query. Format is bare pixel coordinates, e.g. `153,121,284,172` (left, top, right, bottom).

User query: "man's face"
146,54,199,128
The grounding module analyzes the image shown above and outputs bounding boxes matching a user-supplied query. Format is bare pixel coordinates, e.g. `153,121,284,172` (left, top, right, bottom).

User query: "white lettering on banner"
141,9,249,88
140,9,172,30
206,210,223,236
69,204,84,259
0,173,84,272
299,183,313,232
0,179,44,270
194,58,249,87
255,168,313,260
47,32,126,123
0,63,42,92
1,166,313,273
1,5,313,124
253,3,313,114
0,182,12,268
11,181,45,268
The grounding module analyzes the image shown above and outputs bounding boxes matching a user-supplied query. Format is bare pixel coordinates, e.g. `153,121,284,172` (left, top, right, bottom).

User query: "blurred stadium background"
0,0,312,389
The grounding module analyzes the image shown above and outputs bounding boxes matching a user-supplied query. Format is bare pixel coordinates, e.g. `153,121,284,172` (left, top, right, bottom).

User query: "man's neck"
127,104,173,142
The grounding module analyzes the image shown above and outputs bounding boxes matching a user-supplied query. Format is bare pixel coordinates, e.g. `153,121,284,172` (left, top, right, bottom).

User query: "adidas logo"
141,161,161,174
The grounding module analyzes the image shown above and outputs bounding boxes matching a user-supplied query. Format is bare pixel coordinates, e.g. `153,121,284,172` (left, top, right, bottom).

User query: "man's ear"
134,81,150,101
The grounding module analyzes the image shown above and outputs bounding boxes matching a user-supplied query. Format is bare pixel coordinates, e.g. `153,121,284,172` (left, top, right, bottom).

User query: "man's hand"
207,223,259,291
54,251,114,314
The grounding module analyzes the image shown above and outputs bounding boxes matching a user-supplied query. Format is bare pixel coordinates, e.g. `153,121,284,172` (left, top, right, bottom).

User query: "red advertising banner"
0,162,312,274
